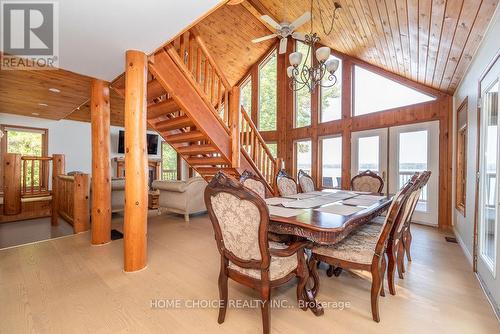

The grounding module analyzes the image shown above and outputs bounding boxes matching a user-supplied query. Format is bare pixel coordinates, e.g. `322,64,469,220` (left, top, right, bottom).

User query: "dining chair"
240,170,267,199
205,172,310,334
275,170,298,197
351,170,384,193
298,169,315,193
309,180,415,322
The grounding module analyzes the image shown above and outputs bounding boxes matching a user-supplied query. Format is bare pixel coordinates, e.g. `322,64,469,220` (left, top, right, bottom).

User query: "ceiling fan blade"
289,11,311,30
279,37,288,54
260,15,282,30
292,32,306,41
252,34,278,43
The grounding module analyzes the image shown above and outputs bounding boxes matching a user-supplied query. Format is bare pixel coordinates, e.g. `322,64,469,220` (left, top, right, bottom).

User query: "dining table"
266,189,393,316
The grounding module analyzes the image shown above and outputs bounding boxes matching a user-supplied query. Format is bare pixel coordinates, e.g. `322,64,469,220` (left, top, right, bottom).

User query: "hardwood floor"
0,213,498,333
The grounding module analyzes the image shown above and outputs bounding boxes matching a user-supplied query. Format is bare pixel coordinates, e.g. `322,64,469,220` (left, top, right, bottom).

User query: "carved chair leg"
405,229,413,262
370,259,384,323
260,287,271,334
386,244,397,296
397,241,406,278
217,258,228,324
380,254,387,297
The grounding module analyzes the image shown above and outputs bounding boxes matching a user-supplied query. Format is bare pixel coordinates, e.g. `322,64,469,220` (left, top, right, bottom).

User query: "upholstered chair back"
276,170,298,197
205,172,271,269
351,170,384,193
240,170,266,199
298,170,315,193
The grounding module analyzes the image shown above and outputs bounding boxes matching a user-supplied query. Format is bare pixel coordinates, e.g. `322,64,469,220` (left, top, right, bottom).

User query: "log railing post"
73,174,90,233
90,79,112,245
124,50,148,272
51,154,65,225
273,157,283,195
229,86,241,168
3,153,22,215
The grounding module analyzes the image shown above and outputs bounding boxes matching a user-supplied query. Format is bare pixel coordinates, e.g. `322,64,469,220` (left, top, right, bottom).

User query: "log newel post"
124,50,148,272
229,86,241,168
51,154,65,225
90,79,112,245
73,174,90,233
3,153,22,215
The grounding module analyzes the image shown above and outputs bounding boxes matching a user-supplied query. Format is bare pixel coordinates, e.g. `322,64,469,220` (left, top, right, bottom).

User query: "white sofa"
152,177,207,222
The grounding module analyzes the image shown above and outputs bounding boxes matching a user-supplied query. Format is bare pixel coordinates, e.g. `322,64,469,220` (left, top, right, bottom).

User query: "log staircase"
122,29,279,194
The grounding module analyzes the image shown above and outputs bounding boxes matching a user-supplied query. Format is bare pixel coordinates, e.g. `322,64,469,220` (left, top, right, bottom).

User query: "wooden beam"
124,50,148,272
2,153,21,215
90,79,112,245
51,154,65,226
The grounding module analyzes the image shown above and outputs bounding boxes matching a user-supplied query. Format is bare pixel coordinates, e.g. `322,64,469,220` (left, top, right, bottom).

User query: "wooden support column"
3,153,21,215
91,79,111,245
124,50,148,272
229,86,241,168
73,174,90,233
51,154,65,225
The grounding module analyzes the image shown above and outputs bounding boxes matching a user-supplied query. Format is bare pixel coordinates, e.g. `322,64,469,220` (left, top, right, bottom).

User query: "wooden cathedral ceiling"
1,0,498,124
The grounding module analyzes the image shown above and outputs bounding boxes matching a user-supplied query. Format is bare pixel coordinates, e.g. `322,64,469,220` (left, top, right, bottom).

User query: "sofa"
152,177,207,222
111,178,125,213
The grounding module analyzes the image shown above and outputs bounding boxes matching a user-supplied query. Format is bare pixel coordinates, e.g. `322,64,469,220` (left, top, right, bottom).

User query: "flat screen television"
117,130,158,155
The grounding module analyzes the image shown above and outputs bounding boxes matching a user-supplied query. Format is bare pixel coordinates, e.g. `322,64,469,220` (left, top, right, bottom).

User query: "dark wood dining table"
267,190,392,316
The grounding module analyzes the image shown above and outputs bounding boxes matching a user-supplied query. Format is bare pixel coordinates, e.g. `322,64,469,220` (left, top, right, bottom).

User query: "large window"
240,77,252,115
259,51,277,131
295,139,312,177
455,99,468,215
295,42,312,128
320,55,342,123
161,142,178,180
320,136,342,188
354,66,435,116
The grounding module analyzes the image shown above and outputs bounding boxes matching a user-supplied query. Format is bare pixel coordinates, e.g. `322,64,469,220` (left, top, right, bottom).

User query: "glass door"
388,121,440,225
351,128,388,193
478,79,499,273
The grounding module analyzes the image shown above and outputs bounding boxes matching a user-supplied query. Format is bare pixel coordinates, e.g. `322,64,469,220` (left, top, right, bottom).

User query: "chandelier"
287,0,342,93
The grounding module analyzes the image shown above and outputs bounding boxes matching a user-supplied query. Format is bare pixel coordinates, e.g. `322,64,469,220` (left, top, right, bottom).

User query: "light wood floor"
0,213,498,333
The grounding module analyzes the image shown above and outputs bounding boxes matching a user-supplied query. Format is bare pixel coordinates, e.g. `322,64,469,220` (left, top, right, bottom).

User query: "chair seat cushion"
228,242,298,280
312,223,382,265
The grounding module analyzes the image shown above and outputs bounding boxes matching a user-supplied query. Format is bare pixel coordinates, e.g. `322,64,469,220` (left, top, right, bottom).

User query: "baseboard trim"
453,227,474,266
476,273,500,321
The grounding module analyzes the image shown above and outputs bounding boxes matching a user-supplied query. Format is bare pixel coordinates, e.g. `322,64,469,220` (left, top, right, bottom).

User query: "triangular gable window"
354,66,436,116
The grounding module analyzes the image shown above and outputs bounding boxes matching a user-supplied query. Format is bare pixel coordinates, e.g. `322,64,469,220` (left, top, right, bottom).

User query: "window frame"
258,49,278,131
455,98,468,216
319,134,343,189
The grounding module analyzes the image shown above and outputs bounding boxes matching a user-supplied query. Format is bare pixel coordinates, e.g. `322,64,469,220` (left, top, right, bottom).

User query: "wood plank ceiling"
256,0,499,93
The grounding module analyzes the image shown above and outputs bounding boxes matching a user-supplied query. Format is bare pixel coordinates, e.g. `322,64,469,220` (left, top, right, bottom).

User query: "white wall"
452,4,500,313
0,113,162,176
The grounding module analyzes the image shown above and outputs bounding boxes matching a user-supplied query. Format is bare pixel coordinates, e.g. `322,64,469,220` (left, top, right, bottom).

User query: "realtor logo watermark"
1,1,59,70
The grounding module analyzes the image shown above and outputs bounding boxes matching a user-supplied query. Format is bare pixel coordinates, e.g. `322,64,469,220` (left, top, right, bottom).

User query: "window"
358,136,379,172
240,77,252,116
1,125,48,190
266,142,277,158
456,99,468,215
354,66,435,116
258,50,277,131
161,142,178,180
320,136,342,188
295,139,312,177
320,55,342,123
295,42,312,128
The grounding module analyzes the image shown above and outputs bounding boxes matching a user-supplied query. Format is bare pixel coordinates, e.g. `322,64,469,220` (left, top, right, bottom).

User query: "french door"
352,121,439,226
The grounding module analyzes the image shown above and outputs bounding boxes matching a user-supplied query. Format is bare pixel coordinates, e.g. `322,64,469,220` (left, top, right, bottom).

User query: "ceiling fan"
251,11,311,54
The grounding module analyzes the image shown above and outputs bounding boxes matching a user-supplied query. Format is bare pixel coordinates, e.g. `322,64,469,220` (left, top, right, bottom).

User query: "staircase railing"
168,29,231,131
21,156,52,197
239,106,278,187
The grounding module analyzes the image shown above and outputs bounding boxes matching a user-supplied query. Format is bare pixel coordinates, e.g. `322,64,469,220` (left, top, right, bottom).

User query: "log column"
51,154,65,225
124,50,148,272
91,79,111,245
3,153,21,215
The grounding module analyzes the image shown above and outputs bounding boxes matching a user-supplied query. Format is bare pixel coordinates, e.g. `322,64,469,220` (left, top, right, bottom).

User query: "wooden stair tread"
187,156,228,166
147,79,167,101
148,99,178,120
155,115,193,132
177,144,217,156
166,130,206,144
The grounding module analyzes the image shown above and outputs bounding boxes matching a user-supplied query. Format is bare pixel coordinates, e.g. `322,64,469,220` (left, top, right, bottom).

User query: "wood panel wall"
238,41,453,230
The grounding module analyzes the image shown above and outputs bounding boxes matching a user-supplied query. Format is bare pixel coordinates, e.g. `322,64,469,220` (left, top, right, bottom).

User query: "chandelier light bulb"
289,52,303,66
315,46,331,62
326,58,339,73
